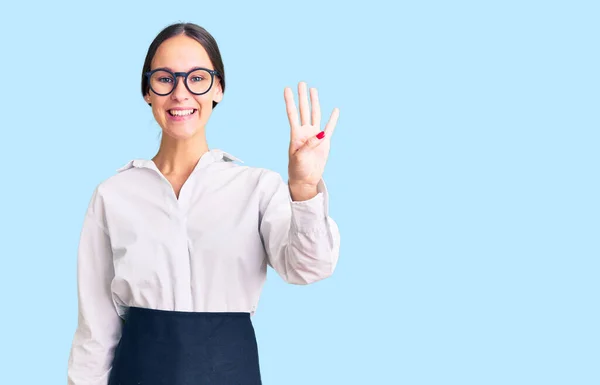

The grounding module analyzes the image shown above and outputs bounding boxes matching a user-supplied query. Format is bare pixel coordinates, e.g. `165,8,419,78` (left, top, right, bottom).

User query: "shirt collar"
116,149,243,173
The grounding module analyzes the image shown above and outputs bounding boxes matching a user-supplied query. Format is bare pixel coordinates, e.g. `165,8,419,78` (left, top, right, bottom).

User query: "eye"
190,76,204,82
158,77,173,83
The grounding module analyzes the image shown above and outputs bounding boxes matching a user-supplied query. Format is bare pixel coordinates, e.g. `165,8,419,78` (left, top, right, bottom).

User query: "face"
144,34,223,140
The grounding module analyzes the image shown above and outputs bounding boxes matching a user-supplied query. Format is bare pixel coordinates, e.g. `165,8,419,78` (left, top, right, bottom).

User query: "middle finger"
298,82,310,127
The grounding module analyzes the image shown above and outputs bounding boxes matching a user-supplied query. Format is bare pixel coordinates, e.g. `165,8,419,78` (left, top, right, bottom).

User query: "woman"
67,22,340,385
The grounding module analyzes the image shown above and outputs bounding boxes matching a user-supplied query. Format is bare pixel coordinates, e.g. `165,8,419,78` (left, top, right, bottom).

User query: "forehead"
151,34,213,70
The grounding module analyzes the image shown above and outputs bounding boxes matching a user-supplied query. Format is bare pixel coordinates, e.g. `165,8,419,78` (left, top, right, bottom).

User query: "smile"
168,109,197,116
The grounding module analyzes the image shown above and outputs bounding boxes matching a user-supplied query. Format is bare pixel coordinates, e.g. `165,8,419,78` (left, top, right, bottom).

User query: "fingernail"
316,131,325,140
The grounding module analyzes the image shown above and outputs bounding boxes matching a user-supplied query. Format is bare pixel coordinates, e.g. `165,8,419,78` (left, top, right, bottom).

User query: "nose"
170,75,190,101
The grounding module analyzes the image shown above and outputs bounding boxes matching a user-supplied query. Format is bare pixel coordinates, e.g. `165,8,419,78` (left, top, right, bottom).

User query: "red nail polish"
316,131,325,139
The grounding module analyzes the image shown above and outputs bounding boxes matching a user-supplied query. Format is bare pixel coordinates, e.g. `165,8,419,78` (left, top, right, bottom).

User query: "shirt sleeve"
67,186,123,385
259,171,341,285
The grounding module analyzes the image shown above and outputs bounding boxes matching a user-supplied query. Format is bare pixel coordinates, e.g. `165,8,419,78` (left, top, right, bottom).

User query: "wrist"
288,182,318,201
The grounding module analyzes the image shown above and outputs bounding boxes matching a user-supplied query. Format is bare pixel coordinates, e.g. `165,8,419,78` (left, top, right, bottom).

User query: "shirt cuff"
290,178,330,233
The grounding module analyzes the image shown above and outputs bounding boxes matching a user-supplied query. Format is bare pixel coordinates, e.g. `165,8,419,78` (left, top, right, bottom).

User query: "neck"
152,131,210,176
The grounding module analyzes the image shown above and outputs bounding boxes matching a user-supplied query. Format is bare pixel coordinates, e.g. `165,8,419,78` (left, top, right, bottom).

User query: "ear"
212,79,223,103
144,93,152,106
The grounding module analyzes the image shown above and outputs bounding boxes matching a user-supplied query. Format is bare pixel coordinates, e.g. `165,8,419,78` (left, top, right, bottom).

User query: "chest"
106,176,264,249
106,181,266,284
162,172,191,200
104,166,273,264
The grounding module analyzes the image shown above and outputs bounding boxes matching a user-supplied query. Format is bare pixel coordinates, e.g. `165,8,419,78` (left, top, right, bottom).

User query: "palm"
284,82,339,186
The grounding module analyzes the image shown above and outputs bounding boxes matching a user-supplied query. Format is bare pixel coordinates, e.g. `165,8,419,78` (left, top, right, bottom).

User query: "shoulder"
204,149,286,188
221,164,286,197
93,166,136,198
83,159,147,210
205,154,287,202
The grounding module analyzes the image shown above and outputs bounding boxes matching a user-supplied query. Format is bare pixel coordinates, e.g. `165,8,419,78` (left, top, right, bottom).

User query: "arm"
67,187,123,385
260,172,340,285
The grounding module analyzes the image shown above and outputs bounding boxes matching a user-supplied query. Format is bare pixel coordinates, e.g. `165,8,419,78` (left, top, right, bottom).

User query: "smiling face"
144,34,223,140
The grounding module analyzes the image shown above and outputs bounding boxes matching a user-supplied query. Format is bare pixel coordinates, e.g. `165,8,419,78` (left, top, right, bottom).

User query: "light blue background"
0,0,598,384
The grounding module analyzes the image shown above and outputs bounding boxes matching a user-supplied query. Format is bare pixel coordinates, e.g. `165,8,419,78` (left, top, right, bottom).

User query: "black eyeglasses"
145,67,220,96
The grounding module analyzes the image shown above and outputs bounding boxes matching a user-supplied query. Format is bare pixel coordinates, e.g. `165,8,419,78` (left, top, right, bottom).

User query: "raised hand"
284,81,339,201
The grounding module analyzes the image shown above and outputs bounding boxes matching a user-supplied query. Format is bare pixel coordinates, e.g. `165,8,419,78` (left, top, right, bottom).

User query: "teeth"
169,109,195,116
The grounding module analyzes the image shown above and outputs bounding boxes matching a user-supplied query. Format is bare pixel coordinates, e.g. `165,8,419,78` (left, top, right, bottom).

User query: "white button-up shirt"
67,149,341,385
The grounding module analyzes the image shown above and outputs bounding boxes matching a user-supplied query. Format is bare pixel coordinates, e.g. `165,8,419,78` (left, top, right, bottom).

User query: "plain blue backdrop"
0,0,598,384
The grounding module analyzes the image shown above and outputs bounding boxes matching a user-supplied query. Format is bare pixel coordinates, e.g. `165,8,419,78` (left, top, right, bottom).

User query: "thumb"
299,131,326,152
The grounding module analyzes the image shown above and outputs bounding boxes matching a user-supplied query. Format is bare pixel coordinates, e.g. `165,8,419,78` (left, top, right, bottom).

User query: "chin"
163,124,202,140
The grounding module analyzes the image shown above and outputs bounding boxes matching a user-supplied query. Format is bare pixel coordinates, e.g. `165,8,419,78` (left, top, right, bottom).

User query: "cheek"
150,104,168,126
151,104,163,118
194,95,212,108
150,97,167,112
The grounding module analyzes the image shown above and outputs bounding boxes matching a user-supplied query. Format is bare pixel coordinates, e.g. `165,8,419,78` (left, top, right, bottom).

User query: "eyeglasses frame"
144,67,220,96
